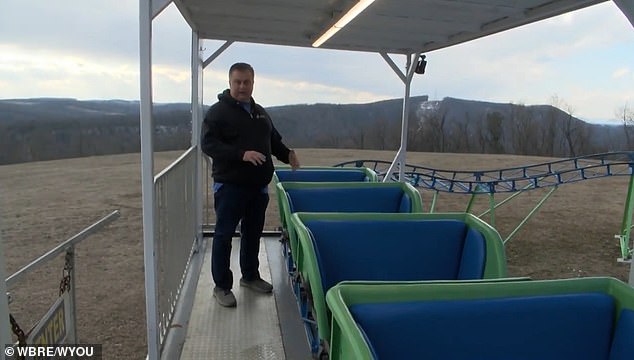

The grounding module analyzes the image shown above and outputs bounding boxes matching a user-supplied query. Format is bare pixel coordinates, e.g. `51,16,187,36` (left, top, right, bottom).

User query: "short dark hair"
229,62,254,77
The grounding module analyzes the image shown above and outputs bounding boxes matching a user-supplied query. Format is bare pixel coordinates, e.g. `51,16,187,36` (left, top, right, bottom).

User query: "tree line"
1,97,631,165
272,97,630,159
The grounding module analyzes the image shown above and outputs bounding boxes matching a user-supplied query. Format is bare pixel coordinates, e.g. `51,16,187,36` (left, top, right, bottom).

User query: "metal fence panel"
154,147,198,344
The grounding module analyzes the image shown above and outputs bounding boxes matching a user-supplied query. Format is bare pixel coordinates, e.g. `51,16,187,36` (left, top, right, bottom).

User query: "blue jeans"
211,183,269,290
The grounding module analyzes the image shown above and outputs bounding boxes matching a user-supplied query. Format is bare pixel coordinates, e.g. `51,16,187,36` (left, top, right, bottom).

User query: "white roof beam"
202,41,233,69
152,0,173,19
613,0,634,28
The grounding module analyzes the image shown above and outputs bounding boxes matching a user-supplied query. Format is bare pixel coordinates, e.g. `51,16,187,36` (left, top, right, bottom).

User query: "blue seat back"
287,187,412,214
350,293,615,360
275,169,369,182
304,219,486,292
610,308,634,360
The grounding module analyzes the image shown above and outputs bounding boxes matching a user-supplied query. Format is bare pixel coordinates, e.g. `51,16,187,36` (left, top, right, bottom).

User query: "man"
201,62,300,307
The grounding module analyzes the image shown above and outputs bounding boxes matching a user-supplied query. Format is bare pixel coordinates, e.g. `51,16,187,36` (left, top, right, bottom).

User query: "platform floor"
180,236,311,359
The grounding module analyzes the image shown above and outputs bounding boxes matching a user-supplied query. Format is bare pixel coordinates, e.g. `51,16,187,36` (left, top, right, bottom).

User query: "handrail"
6,210,120,288
154,146,196,182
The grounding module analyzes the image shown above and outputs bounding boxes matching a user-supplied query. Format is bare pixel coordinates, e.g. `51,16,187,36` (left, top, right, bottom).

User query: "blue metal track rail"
335,151,634,194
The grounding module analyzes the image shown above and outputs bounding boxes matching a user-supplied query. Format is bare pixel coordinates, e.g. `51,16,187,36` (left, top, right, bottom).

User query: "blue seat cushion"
287,187,409,213
275,169,368,182
610,308,634,360
457,227,486,279
304,219,481,291
350,293,615,360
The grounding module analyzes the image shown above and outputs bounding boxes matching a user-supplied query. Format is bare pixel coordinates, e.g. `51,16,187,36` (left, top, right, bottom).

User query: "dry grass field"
0,148,631,359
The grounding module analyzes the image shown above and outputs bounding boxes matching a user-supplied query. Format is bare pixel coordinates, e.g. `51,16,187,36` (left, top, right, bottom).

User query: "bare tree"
541,99,560,156
509,103,537,155
416,105,448,152
486,111,505,154
315,133,340,148
475,112,488,153
449,113,470,153
559,104,580,157
616,104,634,150
371,117,389,150
347,122,366,149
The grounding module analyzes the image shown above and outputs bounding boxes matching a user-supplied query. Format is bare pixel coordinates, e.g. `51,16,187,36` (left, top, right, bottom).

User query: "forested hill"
0,97,627,165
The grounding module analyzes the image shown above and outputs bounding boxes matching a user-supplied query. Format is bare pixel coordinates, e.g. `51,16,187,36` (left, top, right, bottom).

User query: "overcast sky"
1,1,633,123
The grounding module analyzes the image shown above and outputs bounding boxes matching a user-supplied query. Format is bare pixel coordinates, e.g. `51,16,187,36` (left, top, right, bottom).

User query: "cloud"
0,1,138,59
0,43,140,99
612,67,631,79
255,76,392,106
198,65,391,107
1,0,633,122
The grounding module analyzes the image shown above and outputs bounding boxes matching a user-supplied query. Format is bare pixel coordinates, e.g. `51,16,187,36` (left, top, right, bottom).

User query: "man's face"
229,69,254,102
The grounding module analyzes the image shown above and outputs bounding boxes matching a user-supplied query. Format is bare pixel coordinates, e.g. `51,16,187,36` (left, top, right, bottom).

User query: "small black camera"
415,55,427,74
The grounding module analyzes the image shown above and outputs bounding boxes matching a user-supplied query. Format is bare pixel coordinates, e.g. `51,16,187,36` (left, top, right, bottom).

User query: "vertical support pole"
488,193,496,228
199,41,232,230
620,174,634,259
67,249,78,344
397,55,414,182
139,0,160,359
612,0,634,285
0,236,11,360
429,191,439,213
191,32,203,249
622,173,634,285
379,52,421,182
465,193,477,214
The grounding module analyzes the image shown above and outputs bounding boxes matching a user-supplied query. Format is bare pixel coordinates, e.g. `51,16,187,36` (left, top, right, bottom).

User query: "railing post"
67,248,78,344
0,237,11,360
139,0,160,358
192,31,203,250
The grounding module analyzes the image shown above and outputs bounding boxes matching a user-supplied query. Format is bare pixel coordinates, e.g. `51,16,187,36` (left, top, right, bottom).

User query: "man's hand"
289,150,300,170
243,150,266,166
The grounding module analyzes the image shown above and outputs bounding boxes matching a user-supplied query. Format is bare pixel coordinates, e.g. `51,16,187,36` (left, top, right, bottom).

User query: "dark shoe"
240,277,273,293
213,287,237,307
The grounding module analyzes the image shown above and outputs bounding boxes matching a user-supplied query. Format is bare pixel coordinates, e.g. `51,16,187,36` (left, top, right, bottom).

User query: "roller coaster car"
326,277,634,360
276,181,422,273
291,212,508,356
272,166,378,272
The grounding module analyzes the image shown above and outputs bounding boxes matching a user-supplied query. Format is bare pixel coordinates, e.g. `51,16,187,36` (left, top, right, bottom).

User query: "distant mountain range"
0,97,628,165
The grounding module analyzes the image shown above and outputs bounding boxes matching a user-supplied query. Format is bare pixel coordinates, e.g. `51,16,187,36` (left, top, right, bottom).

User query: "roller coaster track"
335,151,634,194
336,151,634,260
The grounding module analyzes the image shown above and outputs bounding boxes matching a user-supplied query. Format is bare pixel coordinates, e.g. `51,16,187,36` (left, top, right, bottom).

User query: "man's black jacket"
201,90,291,187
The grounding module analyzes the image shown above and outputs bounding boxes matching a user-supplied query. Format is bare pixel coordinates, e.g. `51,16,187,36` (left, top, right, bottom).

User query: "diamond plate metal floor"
180,237,285,360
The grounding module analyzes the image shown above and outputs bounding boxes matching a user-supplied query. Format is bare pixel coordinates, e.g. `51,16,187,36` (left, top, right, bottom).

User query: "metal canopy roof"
173,0,607,54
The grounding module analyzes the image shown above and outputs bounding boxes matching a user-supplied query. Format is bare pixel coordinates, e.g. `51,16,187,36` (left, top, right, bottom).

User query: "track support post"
617,173,634,263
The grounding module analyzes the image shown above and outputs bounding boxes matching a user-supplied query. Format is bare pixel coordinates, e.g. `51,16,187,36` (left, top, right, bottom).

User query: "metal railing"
153,147,200,351
4,210,120,347
203,155,213,233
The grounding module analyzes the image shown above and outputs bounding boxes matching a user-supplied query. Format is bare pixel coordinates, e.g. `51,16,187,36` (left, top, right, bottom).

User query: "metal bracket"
615,234,633,262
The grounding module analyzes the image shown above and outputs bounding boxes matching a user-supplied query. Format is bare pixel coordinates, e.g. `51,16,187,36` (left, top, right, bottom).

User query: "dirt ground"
0,148,631,359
